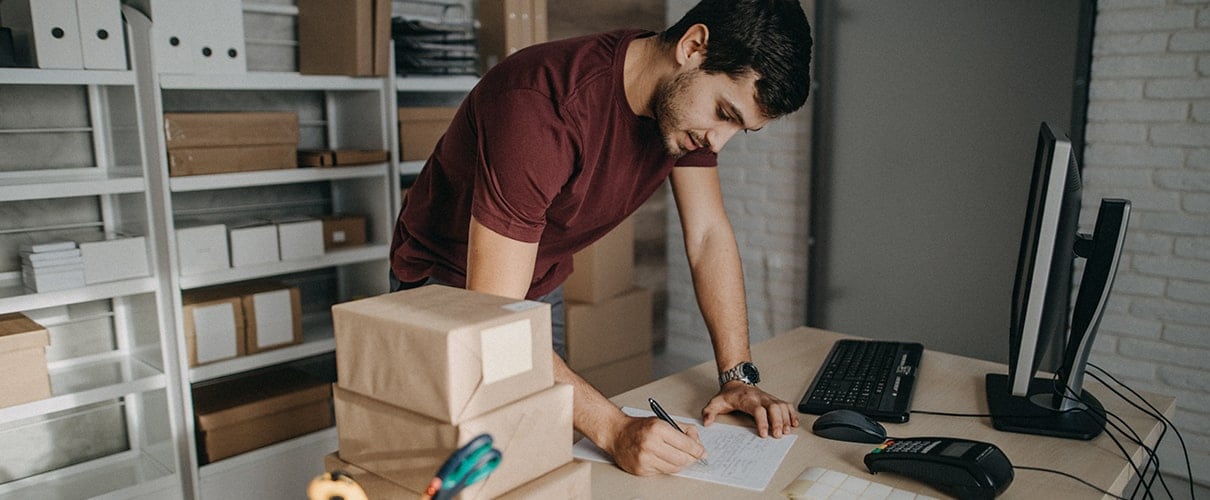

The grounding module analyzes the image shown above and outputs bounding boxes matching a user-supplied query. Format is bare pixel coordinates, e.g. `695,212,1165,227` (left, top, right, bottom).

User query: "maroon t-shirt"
390,30,717,299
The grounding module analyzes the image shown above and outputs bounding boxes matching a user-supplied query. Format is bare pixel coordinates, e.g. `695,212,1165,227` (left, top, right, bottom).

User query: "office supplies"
811,409,888,443
782,466,938,500
76,0,127,70
798,339,923,422
649,397,707,465
423,433,502,500
865,437,1014,499
0,0,84,68
307,471,368,500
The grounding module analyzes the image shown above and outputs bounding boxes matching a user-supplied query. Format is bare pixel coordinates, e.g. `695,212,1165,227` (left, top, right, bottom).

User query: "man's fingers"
753,405,769,438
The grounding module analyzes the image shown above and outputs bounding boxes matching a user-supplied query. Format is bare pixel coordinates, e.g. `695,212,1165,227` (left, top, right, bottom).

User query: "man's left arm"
668,166,799,438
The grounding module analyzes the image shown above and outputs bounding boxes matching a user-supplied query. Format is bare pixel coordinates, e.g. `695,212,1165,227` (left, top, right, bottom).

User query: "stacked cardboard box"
0,313,52,408
162,112,299,177
298,0,390,77
564,217,654,397
328,285,590,498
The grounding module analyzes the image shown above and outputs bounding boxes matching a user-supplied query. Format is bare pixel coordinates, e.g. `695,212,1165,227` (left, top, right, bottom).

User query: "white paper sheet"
572,407,798,491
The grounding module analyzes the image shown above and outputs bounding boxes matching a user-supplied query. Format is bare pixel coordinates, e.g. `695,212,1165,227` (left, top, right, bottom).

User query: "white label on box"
194,303,238,363
501,300,544,312
480,319,533,384
331,230,346,243
253,290,293,348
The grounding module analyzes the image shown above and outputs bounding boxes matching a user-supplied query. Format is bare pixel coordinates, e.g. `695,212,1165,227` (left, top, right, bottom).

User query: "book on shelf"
19,241,78,254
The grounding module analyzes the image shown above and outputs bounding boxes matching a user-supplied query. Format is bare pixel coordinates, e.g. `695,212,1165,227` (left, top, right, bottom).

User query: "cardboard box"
272,217,324,261
577,350,653,398
0,313,52,408
478,0,547,72
564,286,653,370
297,0,389,76
332,285,554,423
321,215,367,251
323,454,590,500
163,112,300,149
333,384,572,498
176,223,230,276
241,283,303,354
167,144,298,177
78,235,150,285
193,368,332,463
563,217,634,303
398,107,457,161
228,220,280,267
181,292,245,366
297,149,389,167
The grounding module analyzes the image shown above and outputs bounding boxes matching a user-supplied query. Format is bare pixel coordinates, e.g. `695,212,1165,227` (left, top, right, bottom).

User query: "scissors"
423,433,502,500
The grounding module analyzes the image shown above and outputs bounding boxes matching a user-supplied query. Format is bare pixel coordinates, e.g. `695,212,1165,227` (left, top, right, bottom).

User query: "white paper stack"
20,241,86,292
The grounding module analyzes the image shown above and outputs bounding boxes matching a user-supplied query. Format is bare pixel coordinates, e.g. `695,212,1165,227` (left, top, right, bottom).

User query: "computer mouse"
811,409,888,443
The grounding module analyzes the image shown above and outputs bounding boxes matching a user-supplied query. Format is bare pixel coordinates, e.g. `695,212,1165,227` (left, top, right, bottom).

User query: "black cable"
1079,371,1173,499
1014,465,1128,500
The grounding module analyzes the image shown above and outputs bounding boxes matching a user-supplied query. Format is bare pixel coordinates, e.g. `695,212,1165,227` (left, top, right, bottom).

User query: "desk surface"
590,327,1174,499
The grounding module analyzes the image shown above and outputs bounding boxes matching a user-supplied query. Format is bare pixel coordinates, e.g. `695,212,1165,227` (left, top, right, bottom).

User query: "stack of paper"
391,15,478,76
20,241,85,292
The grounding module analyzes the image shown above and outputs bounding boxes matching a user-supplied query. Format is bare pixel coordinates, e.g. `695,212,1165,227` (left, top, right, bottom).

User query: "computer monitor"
985,122,1131,440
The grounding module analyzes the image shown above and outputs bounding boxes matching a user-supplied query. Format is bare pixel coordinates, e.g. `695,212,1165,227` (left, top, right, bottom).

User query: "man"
390,0,813,475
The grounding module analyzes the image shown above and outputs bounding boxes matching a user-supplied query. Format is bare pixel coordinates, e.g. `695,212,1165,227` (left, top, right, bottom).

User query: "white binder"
76,0,127,70
0,0,84,69
124,0,194,74
193,0,246,74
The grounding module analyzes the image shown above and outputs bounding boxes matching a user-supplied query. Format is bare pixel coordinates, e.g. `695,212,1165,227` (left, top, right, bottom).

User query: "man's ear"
675,23,710,67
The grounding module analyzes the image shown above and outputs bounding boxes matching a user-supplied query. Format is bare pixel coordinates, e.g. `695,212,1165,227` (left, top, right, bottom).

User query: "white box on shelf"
177,222,231,276
228,221,279,268
0,0,84,69
272,218,324,261
79,235,150,284
22,265,86,293
75,0,127,70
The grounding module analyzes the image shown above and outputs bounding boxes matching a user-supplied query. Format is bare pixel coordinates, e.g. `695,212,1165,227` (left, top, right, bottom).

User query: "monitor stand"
985,373,1105,440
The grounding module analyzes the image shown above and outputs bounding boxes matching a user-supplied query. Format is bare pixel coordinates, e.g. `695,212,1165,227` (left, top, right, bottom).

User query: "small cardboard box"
563,217,634,303
176,222,230,276
321,215,367,251
323,454,591,500
228,220,280,267
163,112,300,149
181,292,245,366
240,283,303,354
272,217,324,261
564,286,653,370
577,350,653,398
167,144,298,177
193,368,332,463
0,313,51,408
332,285,554,423
477,0,547,73
398,107,457,161
297,0,389,76
79,235,150,285
333,384,572,498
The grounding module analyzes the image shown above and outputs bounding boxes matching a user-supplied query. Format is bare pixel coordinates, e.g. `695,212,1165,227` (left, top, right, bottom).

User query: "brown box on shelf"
167,144,298,177
333,384,572,498
563,217,634,303
0,313,51,408
564,286,653,370
162,112,300,149
323,453,591,500
181,292,246,367
478,0,547,73
193,368,333,463
298,149,390,167
398,107,457,161
321,215,367,251
297,149,335,167
239,283,303,355
297,0,389,76
577,350,653,398
331,285,553,423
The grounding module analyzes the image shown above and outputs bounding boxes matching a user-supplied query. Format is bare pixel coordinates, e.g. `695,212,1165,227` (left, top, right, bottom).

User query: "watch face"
742,363,761,383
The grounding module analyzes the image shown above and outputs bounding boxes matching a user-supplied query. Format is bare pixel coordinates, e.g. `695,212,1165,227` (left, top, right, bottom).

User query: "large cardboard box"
332,285,554,423
0,313,51,408
176,222,230,276
78,235,150,285
297,0,389,76
565,286,653,370
193,368,332,463
333,384,572,498
323,453,591,500
577,350,653,398
477,0,547,73
563,217,634,303
181,292,245,367
398,107,457,161
321,214,367,251
162,112,300,149
167,144,298,177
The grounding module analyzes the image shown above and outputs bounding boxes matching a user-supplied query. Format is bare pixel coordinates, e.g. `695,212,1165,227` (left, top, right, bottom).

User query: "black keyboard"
797,339,923,423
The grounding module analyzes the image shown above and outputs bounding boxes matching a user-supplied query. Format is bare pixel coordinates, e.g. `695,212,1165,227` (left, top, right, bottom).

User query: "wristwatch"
719,361,761,386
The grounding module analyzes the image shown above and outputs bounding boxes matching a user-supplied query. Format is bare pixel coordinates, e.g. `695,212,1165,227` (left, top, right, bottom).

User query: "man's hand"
701,382,799,438
603,415,708,476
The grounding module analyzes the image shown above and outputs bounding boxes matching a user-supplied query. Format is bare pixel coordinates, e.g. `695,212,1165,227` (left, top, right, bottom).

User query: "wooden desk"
591,327,1174,499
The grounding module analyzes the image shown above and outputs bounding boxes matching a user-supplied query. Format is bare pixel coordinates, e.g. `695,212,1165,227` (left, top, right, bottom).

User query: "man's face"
650,68,771,158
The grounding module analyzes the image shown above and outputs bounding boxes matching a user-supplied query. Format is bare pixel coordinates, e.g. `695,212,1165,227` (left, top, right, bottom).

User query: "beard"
650,70,706,158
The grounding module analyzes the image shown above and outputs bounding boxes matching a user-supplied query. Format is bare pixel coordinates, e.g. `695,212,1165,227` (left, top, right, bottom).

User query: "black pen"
648,397,708,465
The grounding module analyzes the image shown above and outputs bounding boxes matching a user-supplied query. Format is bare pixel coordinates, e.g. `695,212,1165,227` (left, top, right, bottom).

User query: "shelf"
177,244,388,290
168,164,388,192
0,355,166,425
0,67,135,86
0,277,158,316
0,171,146,202
0,450,176,499
395,75,479,92
159,71,385,91
189,313,334,383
